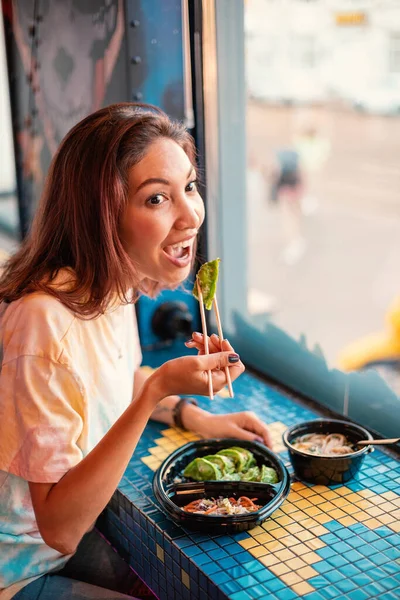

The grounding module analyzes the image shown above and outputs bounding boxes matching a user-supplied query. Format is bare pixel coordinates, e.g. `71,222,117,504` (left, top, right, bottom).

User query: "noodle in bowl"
283,419,374,485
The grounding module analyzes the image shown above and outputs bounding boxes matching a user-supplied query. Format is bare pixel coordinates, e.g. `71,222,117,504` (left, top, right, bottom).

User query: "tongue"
165,245,185,259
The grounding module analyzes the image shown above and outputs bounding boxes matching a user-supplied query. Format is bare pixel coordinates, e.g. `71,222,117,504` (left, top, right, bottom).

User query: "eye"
186,180,198,193
146,194,166,207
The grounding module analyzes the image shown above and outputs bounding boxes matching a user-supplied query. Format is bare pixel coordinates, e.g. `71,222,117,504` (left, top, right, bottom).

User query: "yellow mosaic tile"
378,513,397,525
302,552,323,565
265,540,285,552
288,492,302,502
318,501,337,512
363,517,381,529
270,563,291,576
281,503,299,515
181,569,190,590
358,489,375,498
286,557,307,571
303,507,323,517
343,504,359,515
309,525,329,537
327,508,347,519
311,495,329,506
249,526,265,536
262,520,281,531
280,572,303,586
355,499,373,510
239,538,258,550
321,490,339,500
335,486,353,496
291,481,307,491
382,491,398,500
295,499,314,510
291,544,312,557
291,582,315,596
313,513,332,524
338,516,357,527
369,495,386,505
276,515,295,527
270,527,290,539
352,510,370,522
300,518,320,529
296,530,316,542
156,544,164,563
248,546,269,558
305,538,326,551
332,497,350,508
275,549,296,562
380,501,397,512
298,487,317,499
280,535,301,548
253,532,274,545
390,521,400,532
297,566,318,579
259,554,280,567
286,523,304,535
366,506,385,517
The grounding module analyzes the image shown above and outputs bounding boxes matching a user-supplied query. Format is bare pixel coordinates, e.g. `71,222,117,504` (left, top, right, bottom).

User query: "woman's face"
120,138,205,287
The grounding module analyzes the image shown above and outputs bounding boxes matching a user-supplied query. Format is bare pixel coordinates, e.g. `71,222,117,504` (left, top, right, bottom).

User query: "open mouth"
164,242,190,259
163,238,193,267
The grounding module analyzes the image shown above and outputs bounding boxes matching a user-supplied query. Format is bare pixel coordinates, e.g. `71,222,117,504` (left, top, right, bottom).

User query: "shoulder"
1,293,76,364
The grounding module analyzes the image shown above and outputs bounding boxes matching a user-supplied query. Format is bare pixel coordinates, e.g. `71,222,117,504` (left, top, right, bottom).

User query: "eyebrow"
135,166,195,193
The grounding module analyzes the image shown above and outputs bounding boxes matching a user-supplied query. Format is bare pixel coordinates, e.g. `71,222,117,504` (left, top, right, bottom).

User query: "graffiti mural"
2,0,187,236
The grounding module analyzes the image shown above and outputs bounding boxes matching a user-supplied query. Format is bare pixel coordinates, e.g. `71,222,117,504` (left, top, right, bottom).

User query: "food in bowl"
291,432,355,456
182,446,279,483
283,419,373,485
183,495,261,516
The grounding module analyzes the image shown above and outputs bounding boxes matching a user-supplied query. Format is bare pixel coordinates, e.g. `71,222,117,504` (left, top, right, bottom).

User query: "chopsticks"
196,281,214,400
196,280,234,400
213,296,234,398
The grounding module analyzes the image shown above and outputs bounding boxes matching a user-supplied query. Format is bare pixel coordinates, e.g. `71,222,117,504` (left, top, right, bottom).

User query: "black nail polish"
228,353,240,363
186,339,194,344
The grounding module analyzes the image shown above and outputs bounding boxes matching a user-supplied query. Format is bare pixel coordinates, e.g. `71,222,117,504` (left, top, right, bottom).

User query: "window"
389,32,400,73
202,0,400,438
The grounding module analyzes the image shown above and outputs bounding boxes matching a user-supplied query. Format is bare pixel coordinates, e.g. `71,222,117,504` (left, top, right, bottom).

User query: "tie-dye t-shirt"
0,289,142,599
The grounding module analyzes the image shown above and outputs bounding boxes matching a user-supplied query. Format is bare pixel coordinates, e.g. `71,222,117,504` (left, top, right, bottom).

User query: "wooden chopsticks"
196,280,234,400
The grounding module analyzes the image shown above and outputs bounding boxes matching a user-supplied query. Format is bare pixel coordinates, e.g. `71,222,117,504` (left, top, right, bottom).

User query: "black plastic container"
153,439,291,532
283,419,374,485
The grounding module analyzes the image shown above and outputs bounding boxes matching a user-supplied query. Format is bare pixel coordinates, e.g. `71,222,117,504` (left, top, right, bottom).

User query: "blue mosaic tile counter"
99,365,400,600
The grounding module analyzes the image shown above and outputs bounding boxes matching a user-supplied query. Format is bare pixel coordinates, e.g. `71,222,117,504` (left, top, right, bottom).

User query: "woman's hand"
150,345,245,400
183,333,272,448
191,410,273,448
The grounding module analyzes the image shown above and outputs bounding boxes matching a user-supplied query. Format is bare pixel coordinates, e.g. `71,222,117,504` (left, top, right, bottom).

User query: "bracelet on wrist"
172,397,198,430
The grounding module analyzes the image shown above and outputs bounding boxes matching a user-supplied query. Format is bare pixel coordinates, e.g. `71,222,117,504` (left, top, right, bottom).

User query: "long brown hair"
0,103,197,317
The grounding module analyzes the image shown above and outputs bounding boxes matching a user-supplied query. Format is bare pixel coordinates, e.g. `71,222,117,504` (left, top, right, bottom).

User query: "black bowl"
153,438,291,532
283,419,374,485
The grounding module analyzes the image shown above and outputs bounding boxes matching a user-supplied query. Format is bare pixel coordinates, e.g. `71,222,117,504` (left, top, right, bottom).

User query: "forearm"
134,367,210,432
134,367,182,426
36,378,162,553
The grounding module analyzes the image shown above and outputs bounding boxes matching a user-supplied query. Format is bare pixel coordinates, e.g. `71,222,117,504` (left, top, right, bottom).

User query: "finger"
185,339,220,355
230,426,265,443
220,338,235,352
242,414,273,449
197,351,241,371
192,332,220,354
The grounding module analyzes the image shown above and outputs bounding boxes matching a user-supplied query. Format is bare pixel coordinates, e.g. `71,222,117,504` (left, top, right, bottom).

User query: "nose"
174,196,204,231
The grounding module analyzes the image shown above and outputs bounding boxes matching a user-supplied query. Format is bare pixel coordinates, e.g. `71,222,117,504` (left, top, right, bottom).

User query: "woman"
0,103,272,599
